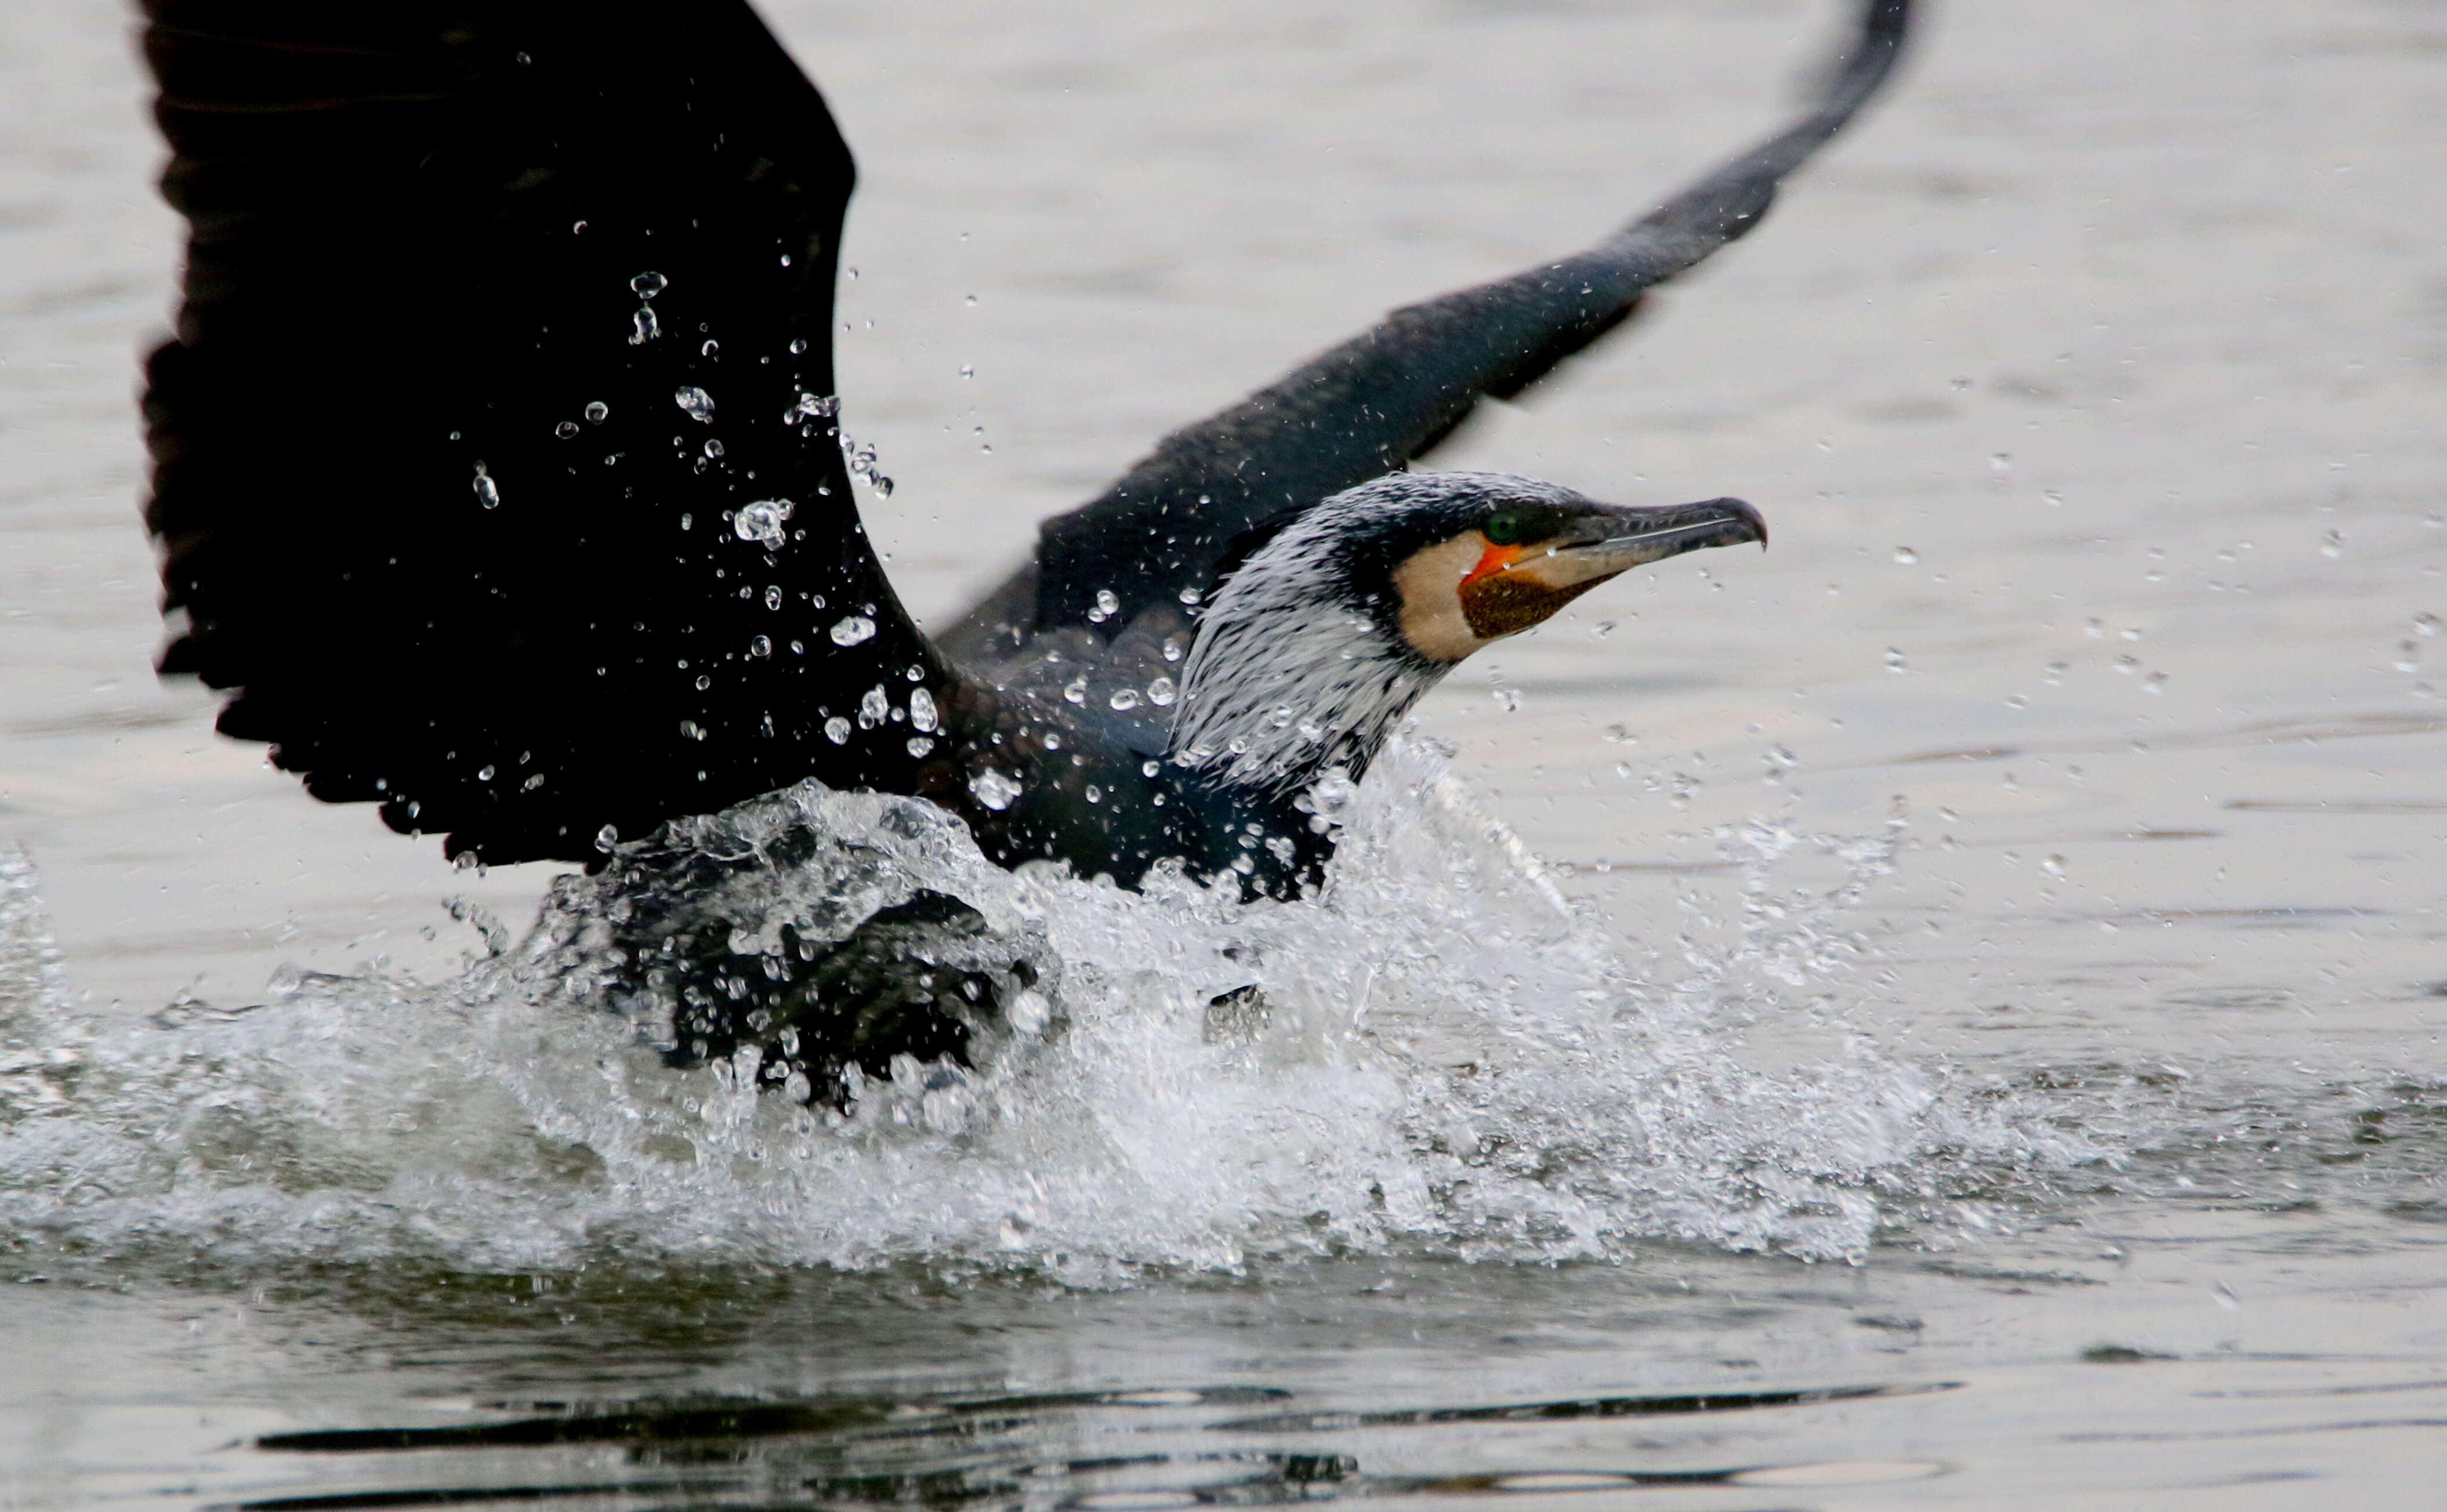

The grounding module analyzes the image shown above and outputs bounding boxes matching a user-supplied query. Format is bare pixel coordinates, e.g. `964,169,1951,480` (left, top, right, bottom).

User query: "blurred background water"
5,0,2447,1506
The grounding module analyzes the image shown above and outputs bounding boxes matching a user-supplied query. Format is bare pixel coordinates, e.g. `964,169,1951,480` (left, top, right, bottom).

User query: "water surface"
5,0,2446,1504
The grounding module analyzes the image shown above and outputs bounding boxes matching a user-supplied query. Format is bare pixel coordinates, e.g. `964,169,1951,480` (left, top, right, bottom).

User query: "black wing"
942,0,1909,657
143,0,945,866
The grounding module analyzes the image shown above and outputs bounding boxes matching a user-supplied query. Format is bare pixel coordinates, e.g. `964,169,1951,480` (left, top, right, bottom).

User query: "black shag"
137,0,1909,1095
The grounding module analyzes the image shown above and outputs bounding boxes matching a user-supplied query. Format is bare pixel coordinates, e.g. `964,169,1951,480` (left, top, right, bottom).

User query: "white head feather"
1168,472,1575,791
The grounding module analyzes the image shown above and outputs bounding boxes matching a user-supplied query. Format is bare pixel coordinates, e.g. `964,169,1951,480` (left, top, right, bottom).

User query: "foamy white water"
0,742,2114,1281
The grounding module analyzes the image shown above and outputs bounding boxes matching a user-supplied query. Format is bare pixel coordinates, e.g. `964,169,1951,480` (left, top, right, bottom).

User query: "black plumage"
137,0,1910,1098
146,0,937,865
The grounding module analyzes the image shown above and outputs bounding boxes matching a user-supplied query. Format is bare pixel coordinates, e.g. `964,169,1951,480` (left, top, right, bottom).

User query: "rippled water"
8,0,2447,1504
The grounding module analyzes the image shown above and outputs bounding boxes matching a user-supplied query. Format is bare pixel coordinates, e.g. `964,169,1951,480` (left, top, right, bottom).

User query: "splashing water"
0,745,2108,1284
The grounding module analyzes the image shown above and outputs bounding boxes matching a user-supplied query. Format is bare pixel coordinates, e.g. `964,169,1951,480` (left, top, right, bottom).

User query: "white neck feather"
1167,496,1444,792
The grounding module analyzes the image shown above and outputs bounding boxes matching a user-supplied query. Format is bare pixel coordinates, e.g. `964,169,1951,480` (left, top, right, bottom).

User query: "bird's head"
1364,473,1766,662
1170,471,1766,789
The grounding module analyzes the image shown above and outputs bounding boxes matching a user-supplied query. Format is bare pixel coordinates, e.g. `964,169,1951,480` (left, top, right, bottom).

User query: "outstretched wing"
143,0,945,866
944,0,1909,657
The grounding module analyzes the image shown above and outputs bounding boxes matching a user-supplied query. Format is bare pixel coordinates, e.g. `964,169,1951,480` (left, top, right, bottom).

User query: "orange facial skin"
1460,541,1528,588
1457,547,1609,640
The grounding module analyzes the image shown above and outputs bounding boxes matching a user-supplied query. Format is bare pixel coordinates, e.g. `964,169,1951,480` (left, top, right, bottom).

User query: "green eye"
1483,510,1523,546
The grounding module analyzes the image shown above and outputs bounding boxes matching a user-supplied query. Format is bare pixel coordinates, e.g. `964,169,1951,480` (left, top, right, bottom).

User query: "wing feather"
143,0,944,864
947,0,1909,653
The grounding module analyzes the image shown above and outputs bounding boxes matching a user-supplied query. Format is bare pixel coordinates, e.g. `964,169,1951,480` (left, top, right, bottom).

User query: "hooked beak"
1501,497,1766,592
1449,496,1766,645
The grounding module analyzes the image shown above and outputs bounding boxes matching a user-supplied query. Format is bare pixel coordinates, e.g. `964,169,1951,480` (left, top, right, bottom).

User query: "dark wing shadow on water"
231,1382,1956,1510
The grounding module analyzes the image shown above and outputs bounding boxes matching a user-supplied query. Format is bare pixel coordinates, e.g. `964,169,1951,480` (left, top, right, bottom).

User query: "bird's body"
134,0,1909,1101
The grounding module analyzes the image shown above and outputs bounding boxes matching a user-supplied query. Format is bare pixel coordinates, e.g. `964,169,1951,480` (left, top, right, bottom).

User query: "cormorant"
137,0,1909,1097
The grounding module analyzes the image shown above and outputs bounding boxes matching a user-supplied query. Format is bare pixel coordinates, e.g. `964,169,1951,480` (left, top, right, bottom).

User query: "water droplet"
831,615,877,646
1141,760,1160,777
476,764,496,781
679,719,706,741
823,716,850,745
571,220,588,235
701,339,719,358
959,364,974,379
694,674,711,691
749,634,772,658
1162,635,1186,663
857,686,889,727
630,306,659,345
2419,613,2443,637
594,824,618,852
631,271,666,299
2042,854,2066,876
765,585,784,611
1008,988,1049,1034
906,737,935,758
1108,687,1142,712
1884,647,1908,673
2321,530,2346,559
705,438,724,459
1147,676,1177,707
674,386,715,422
789,338,809,355
906,663,925,682
733,498,794,549
963,293,978,307
969,768,1022,810
1095,588,1120,616
1063,679,1087,705
583,401,609,423
1177,585,1202,606
1041,732,1061,751
909,687,938,732
1989,452,2013,474
555,420,580,439
1893,546,1918,564
1084,784,1103,804
472,464,500,508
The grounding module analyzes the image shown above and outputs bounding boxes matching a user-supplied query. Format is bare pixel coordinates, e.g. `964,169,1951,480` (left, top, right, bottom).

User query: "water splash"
0,749,2108,1283
734,499,793,549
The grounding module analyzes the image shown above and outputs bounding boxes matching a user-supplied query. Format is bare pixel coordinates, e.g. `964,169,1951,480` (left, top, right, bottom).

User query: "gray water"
6,0,2447,1504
